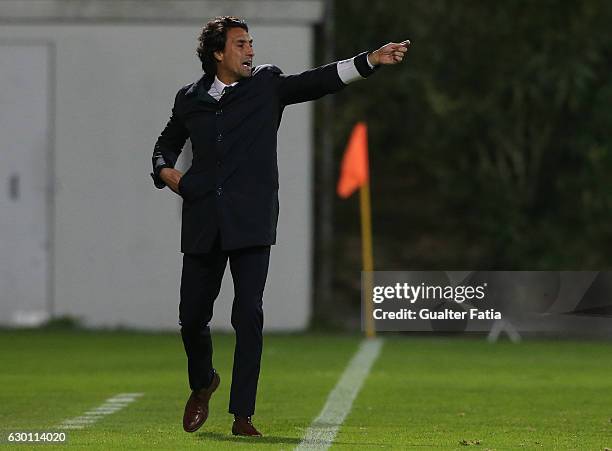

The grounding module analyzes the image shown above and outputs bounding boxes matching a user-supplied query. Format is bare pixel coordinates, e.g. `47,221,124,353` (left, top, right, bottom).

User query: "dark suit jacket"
151,52,378,253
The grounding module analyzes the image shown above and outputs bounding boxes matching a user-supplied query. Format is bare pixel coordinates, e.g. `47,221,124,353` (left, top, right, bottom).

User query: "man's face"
215,27,254,82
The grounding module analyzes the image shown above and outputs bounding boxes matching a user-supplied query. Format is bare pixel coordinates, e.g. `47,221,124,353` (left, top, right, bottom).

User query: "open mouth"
242,60,252,69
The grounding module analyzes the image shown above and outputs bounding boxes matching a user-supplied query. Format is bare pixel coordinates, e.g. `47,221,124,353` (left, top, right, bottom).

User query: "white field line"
57,392,144,430
296,339,383,450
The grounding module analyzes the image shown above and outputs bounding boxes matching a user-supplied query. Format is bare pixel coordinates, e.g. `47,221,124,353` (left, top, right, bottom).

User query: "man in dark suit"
151,16,409,436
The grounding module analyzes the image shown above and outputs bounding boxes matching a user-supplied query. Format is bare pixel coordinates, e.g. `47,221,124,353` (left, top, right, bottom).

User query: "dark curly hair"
197,16,249,75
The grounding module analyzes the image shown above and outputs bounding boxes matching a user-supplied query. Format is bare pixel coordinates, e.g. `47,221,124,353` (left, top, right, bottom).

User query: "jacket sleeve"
150,89,189,189
276,51,379,106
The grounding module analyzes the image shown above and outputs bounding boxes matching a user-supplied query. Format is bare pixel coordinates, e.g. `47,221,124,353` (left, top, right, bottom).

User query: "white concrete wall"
0,22,315,331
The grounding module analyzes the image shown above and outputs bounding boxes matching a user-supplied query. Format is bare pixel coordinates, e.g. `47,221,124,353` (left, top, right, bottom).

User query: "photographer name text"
370,282,502,321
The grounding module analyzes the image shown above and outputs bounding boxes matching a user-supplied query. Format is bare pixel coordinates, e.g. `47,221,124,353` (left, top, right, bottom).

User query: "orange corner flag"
337,122,369,198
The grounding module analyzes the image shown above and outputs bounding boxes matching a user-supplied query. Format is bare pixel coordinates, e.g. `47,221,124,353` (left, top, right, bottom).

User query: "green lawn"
0,330,610,450
337,337,612,450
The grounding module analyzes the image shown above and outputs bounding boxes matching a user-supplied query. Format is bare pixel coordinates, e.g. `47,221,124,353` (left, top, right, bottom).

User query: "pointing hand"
368,40,410,66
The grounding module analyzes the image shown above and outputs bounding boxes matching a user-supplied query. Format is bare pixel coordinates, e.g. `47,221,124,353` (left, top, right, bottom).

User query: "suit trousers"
179,233,271,417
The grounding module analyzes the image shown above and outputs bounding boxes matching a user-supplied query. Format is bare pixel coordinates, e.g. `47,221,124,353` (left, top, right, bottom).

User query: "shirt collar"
212,76,238,94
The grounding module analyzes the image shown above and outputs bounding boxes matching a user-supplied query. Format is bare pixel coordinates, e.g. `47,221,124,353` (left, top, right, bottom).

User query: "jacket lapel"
185,73,217,105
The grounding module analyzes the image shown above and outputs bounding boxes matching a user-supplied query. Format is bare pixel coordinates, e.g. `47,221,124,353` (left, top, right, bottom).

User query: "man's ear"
213,50,223,63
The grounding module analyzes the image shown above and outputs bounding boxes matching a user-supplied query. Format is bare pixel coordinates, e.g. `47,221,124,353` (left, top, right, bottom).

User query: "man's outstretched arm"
276,40,410,106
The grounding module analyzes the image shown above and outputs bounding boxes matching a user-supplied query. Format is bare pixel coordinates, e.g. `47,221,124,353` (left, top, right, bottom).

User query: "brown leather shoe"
232,416,262,437
182,370,220,433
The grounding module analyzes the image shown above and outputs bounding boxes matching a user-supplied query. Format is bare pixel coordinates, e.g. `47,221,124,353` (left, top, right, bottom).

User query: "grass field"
1,330,611,450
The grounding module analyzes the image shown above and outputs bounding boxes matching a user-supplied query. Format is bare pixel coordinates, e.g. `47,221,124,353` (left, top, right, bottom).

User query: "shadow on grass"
195,431,370,447
196,431,301,445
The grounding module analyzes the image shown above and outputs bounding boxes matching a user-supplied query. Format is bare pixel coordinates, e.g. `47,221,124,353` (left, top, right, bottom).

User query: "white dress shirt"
208,77,238,101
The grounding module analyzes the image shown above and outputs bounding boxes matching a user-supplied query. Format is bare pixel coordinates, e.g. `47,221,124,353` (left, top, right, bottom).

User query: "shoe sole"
183,373,220,433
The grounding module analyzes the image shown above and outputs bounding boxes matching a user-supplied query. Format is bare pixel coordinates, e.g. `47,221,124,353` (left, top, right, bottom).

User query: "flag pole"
360,180,376,338
336,122,376,338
